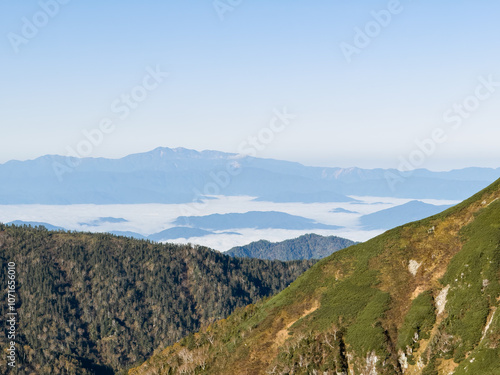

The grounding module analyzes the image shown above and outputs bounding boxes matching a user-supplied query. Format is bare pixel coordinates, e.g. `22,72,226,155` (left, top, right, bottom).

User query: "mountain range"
6,220,65,231
1,147,499,204
174,211,342,231
7,212,345,242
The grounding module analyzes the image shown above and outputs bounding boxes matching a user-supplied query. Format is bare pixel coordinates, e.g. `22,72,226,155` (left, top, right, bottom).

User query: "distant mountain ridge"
0,147,498,204
174,211,342,230
6,220,65,231
225,233,357,260
359,200,453,230
4,221,237,242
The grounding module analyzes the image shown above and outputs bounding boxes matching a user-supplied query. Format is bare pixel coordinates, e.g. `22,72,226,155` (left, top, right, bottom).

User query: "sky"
1,0,499,170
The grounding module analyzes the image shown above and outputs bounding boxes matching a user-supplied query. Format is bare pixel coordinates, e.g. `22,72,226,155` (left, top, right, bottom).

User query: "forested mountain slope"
130,179,500,375
0,226,314,374
226,233,357,261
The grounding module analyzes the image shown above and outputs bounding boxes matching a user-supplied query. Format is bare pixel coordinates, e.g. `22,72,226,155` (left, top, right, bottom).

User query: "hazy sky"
1,0,499,170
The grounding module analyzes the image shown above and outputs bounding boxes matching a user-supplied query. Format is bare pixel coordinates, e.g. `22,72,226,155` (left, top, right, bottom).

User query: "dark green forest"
0,224,314,374
226,233,357,261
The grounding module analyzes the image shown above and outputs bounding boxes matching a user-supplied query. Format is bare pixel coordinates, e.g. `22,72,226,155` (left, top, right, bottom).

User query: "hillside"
226,233,357,260
130,178,500,375
0,226,314,374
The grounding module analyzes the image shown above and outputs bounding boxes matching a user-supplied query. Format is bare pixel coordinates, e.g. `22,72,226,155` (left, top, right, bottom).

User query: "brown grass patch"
275,301,320,346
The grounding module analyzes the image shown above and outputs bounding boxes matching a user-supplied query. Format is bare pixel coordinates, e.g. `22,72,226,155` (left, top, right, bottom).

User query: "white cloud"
0,195,458,251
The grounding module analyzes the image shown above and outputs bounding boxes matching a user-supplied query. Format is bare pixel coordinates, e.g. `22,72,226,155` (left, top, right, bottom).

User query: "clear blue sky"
1,0,499,169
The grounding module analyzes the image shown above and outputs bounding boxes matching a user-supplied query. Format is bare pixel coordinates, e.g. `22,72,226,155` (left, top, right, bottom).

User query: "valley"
0,194,458,251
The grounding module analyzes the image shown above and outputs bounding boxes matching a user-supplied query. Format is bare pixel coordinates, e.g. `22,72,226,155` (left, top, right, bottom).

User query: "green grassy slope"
130,178,500,375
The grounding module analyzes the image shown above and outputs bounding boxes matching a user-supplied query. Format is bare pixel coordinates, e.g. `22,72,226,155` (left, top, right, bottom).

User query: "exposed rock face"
436,285,450,315
365,351,378,375
398,351,409,373
408,260,422,276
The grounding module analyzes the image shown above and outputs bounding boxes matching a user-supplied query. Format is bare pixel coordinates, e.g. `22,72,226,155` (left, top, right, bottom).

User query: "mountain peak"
146,146,236,160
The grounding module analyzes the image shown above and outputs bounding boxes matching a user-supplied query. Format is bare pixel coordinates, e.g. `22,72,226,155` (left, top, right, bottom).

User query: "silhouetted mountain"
147,227,215,241
6,220,65,231
0,147,498,204
174,211,342,230
226,233,357,260
330,207,358,213
359,200,452,230
80,217,128,226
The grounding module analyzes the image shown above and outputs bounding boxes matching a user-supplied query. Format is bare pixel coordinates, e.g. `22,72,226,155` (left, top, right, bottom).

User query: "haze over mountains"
359,201,454,230
1,147,498,249
1,149,499,374
174,211,341,231
1,147,499,205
